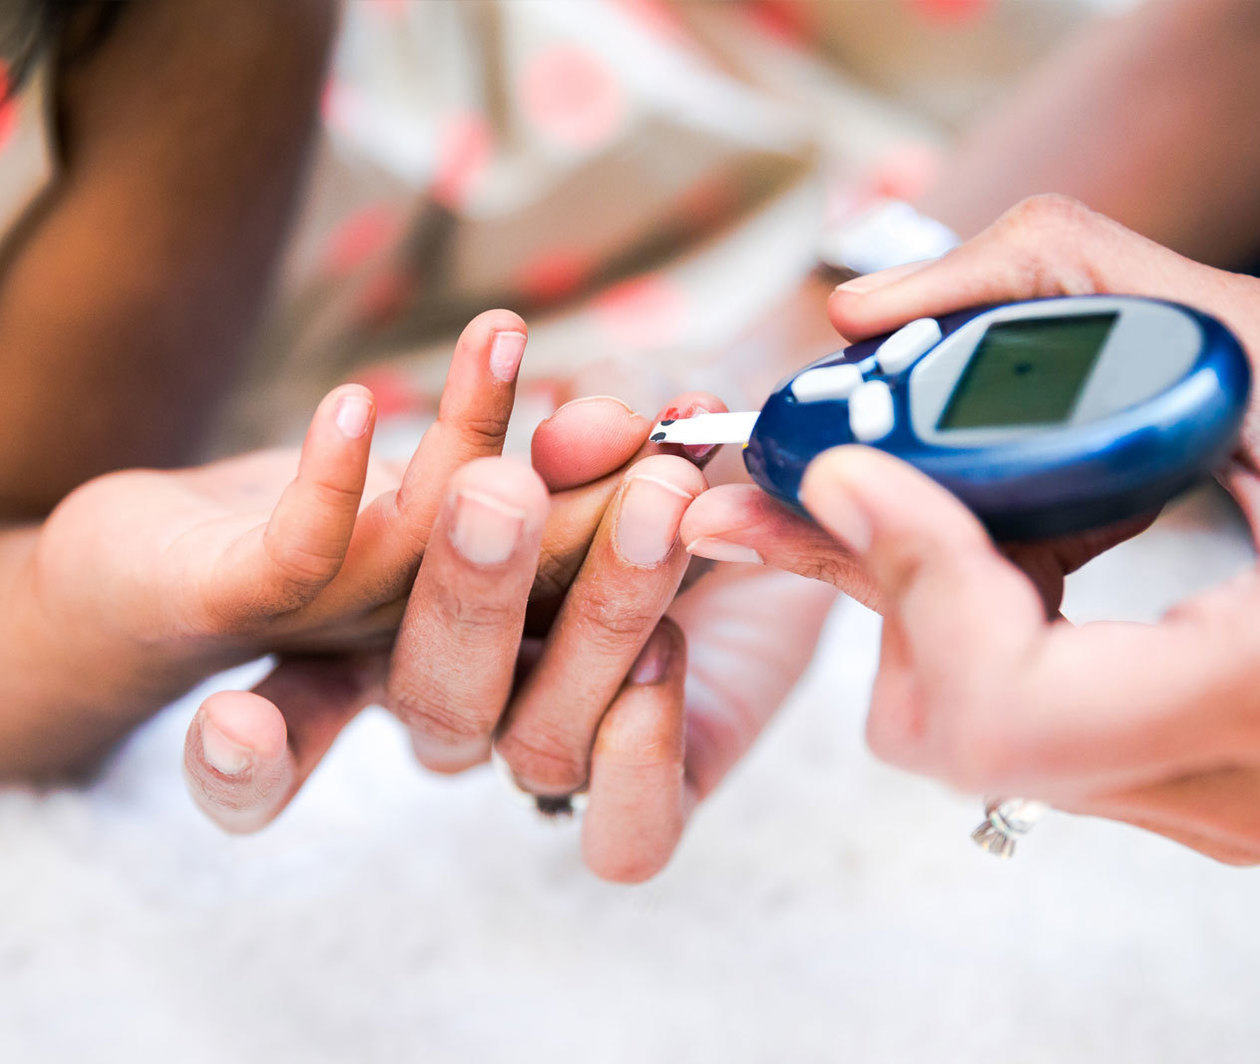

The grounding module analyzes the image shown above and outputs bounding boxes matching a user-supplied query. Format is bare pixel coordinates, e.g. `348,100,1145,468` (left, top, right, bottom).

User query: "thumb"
799,446,1043,673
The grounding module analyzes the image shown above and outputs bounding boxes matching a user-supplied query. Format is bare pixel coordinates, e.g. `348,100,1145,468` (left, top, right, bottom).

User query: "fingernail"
685,537,763,564
630,625,674,685
544,395,640,421
449,489,525,566
201,718,251,777
489,330,527,383
335,393,373,438
833,274,884,295
833,260,926,296
614,474,694,567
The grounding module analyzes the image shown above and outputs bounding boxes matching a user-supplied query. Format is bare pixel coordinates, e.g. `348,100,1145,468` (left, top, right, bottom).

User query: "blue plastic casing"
742,296,1251,541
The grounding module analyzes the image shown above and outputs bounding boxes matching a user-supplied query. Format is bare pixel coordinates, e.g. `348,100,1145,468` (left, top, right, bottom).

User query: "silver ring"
971,797,1048,858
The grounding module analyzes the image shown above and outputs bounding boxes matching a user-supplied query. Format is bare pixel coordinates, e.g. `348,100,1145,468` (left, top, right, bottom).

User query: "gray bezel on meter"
906,297,1203,448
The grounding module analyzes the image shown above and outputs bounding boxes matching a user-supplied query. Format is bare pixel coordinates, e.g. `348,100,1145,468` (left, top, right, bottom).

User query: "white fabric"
1,486,1257,1063
819,198,960,275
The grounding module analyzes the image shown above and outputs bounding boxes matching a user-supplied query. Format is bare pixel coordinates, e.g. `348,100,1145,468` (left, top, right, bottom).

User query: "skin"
0,0,341,516
1,310,580,776
0,2,836,883
685,195,1260,864
916,0,1260,266
11,0,1260,881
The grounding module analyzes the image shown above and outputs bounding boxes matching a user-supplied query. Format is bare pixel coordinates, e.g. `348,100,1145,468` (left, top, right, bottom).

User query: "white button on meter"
848,380,895,442
790,362,863,403
875,317,942,375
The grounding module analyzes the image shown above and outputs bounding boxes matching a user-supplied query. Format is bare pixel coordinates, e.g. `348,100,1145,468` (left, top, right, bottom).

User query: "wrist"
0,526,228,778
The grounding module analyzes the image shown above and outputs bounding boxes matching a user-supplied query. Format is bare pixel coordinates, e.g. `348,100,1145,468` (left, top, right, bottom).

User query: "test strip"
649,411,759,447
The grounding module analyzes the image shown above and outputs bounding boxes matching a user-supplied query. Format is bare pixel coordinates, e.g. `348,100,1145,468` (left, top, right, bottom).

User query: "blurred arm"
0,0,337,517
919,0,1260,265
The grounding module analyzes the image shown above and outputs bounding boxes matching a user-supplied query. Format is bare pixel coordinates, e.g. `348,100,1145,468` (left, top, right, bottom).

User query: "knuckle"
569,585,662,648
993,195,1103,297
431,584,520,633
450,414,509,454
497,727,587,793
264,535,343,593
1000,193,1092,240
388,680,490,746
306,476,363,511
594,714,679,768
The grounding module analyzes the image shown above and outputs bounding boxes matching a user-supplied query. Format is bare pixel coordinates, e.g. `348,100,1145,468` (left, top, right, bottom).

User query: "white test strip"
649,411,759,446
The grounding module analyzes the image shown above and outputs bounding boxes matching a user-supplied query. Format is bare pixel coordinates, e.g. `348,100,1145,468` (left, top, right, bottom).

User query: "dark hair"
3,0,125,96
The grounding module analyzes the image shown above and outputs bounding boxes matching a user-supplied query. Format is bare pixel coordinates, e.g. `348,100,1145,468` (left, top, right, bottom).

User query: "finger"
496,453,706,796
184,654,383,833
680,483,879,609
208,384,374,623
798,446,1050,787
581,619,688,883
798,450,1260,799
530,396,651,491
1000,513,1157,618
1082,765,1260,866
827,194,1226,340
527,393,727,623
673,567,836,804
355,310,528,593
386,456,549,773
800,446,1042,679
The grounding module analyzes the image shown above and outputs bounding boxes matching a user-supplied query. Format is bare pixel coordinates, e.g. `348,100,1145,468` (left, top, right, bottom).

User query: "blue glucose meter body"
741,296,1250,540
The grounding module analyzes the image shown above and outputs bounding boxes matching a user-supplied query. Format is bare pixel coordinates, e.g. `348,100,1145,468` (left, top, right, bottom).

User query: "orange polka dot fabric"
0,2,1101,451
0,55,55,257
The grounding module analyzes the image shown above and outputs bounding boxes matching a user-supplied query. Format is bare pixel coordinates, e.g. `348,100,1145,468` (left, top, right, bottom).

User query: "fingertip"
583,841,674,885
314,383,377,442
464,307,528,343
531,396,650,490
185,692,292,834
200,691,289,766
826,260,933,340
826,285,876,339
650,392,729,464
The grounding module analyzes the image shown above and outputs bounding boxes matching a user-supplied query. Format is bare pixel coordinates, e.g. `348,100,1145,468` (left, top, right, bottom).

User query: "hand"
682,195,1260,614
185,544,835,883
16,311,649,775
180,384,749,866
696,194,1260,864
799,444,1260,865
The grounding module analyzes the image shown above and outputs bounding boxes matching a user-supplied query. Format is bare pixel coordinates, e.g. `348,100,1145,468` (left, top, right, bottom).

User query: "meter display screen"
937,313,1117,430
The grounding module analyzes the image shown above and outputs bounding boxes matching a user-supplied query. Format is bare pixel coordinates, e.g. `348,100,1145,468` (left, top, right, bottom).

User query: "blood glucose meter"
651,296,1250,540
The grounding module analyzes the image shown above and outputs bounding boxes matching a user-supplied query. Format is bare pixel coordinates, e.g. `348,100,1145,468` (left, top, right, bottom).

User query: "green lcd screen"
936,313,1117,431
